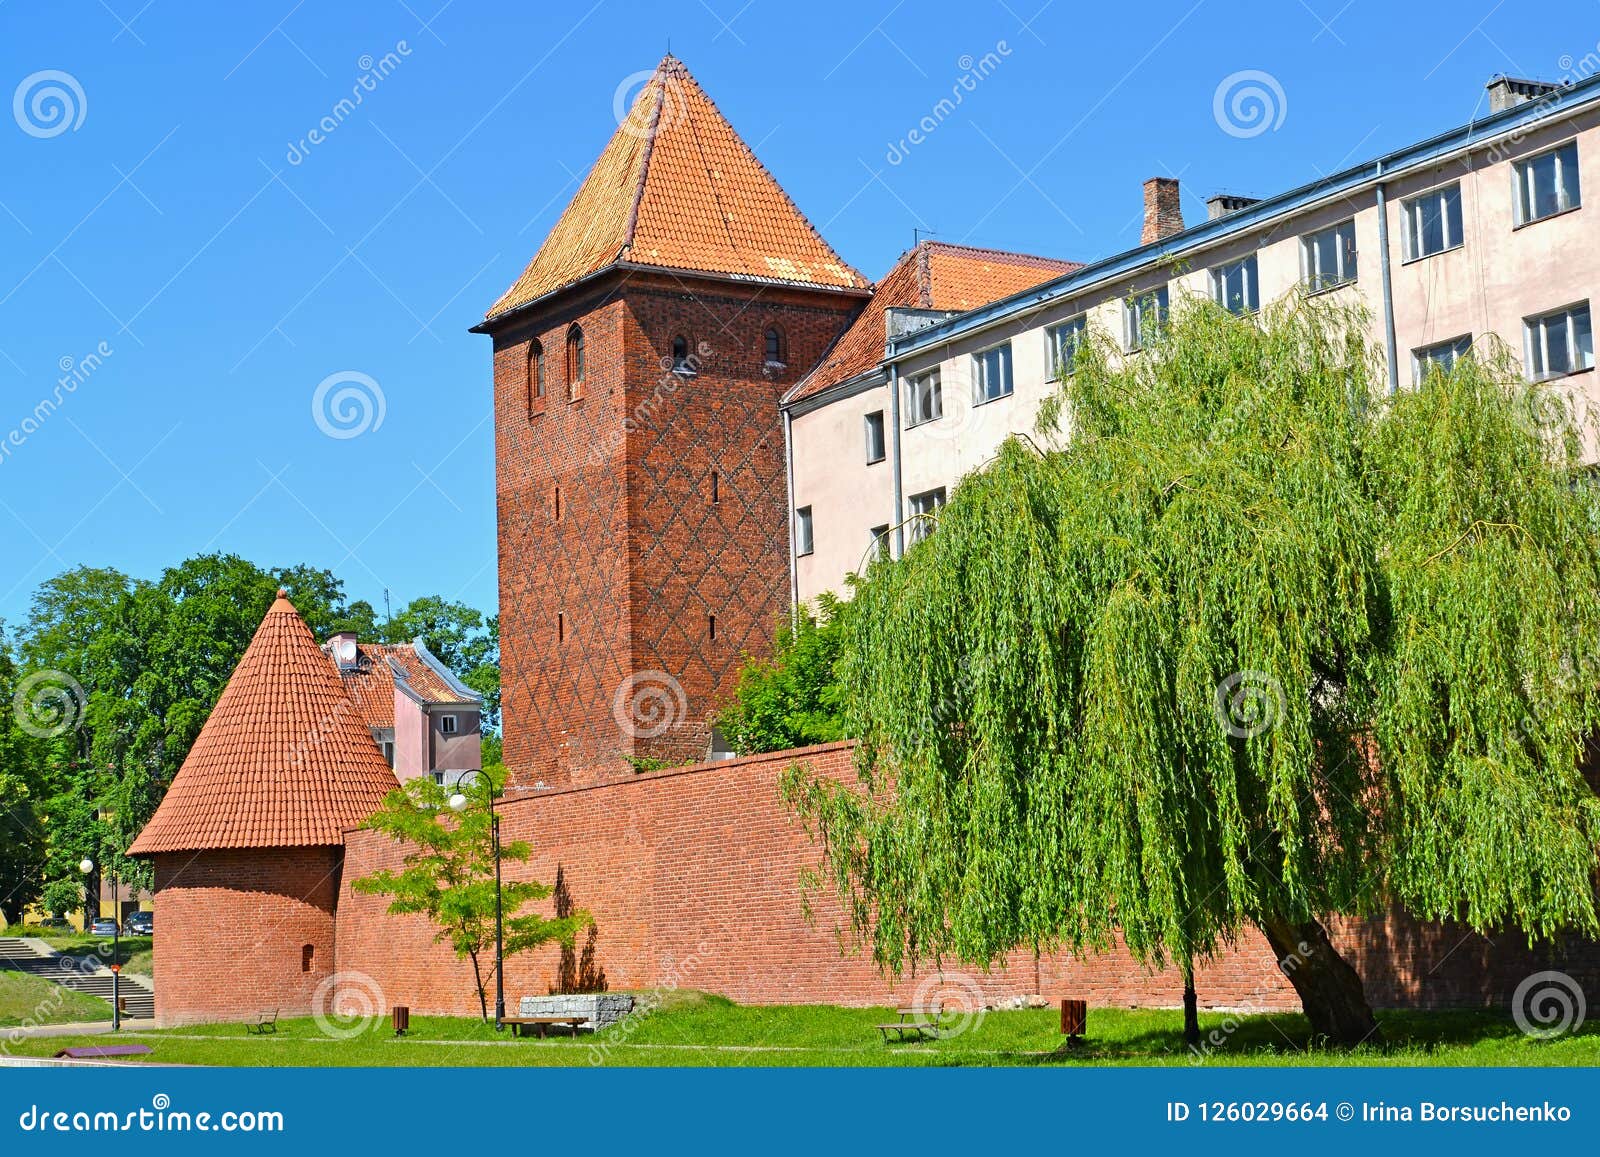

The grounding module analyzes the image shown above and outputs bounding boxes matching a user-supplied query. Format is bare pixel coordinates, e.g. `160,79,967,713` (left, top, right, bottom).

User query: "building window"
1514,141,1581,227
972,342,1014,404
864,410,886,464
764,326,786,365
709,471,719,504
380,740,395,768
301,944,314,972
907,488,945,544
557,612,565,642
795,506,814,556
528,339,545,410
553,485,562,521
1401,184,1463,261
565,325,585,398
904,368,943,427
870,524,891,560
671,335,695,375
1047,316,1086,377
439,714,459,735
1210,255,1259,314
1302,220,1357,291
1525,303,1594,380
1125,286,1169,351
1412,335,1473,383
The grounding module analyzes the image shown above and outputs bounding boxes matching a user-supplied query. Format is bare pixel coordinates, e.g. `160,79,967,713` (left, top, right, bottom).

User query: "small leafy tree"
786,293,1600,1045
715,595,849,755
352,769,589,1021
40,878,83,921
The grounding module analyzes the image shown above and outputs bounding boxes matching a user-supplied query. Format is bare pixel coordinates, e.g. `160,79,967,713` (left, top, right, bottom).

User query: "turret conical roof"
129,593,399,855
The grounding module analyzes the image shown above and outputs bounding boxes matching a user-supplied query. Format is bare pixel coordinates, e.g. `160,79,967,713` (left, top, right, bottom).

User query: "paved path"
3,1018,157,1040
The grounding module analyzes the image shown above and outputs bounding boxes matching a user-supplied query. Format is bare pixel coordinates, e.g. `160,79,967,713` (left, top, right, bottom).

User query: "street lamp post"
449,775,504,1031
78,856,118,1031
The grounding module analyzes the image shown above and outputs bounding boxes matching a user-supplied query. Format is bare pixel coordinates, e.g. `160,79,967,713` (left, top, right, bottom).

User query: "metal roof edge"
887,73,1600,359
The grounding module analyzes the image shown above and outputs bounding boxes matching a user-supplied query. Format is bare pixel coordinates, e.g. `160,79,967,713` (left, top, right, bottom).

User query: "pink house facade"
321,634,483,788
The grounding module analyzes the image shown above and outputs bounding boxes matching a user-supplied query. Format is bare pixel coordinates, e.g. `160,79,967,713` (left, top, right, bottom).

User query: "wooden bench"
875,1002,944,1042
502,1016,587,1039
54,1045,152,1060
244,1009,278,1034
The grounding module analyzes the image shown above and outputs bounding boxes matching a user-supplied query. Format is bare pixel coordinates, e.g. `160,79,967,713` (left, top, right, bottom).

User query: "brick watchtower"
475,57,869,788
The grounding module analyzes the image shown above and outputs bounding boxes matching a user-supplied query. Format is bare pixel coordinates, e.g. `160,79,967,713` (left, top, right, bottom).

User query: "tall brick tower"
475,57,869,787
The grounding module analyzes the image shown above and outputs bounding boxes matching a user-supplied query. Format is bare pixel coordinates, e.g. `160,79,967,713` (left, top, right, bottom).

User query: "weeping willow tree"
783,291,1600,1045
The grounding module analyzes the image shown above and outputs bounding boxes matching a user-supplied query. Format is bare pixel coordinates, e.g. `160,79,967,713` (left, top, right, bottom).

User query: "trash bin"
392,1005,410,1035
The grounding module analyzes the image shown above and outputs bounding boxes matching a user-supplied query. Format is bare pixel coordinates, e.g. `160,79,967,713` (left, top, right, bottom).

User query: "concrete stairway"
0,937,155,1020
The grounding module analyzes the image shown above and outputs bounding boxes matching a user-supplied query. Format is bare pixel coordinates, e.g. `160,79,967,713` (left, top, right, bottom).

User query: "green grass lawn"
4,992,1596,1066
0,970,112,1028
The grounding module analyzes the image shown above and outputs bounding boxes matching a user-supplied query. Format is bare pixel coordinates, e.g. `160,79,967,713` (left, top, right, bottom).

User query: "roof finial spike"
276,587,288,600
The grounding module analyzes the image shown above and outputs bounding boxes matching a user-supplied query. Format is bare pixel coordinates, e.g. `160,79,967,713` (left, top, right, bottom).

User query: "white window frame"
869,524,891,560
1524,302,1594,381
904,368,943,428
1513,141,1581,227
795,506,814,556
1401,183,1464,261
1047,315,1087,377
1412,335,1473,384
1125,286,1169,352
1209,255,1259,315
907,488,945,544
864,410,886,463
971,342,1014,405
439,713,459,735
1301,219,1358,292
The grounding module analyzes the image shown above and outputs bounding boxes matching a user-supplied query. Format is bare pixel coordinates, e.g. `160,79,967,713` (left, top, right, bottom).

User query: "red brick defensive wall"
331,742,1599,1019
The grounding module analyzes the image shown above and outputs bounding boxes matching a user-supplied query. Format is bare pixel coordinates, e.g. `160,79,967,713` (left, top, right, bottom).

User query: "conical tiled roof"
785,241,1081,403
483,55,868,323
129,594,399,856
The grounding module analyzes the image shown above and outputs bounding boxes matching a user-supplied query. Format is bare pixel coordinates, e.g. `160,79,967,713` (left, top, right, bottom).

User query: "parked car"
123,911,153,935
88,917,119,937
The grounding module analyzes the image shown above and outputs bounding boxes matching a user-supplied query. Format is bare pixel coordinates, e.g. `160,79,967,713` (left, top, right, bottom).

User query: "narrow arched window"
566,325,585,399
764,326,786,365
528,339,545,411
671,335,694,375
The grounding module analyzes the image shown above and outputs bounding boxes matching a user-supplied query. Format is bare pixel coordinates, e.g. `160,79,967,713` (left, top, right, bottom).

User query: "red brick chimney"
1141,177,1184,245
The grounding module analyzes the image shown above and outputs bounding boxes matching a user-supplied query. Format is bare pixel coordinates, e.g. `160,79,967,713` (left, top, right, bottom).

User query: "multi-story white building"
785,74,1600,603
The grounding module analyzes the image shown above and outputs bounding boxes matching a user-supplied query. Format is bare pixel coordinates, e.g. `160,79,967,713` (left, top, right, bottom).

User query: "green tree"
39,878,83,922
352,769,588,1021
785,294,1600,1045
715,596,848,755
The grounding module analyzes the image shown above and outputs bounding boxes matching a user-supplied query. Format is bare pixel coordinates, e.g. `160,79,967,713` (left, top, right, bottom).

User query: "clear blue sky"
1,0,1592,626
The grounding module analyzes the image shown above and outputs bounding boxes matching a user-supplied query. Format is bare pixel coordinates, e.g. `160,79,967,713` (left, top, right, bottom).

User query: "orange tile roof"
483,56,868,322
129,595,400,856
322,640,475,731
784,241,1082,404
